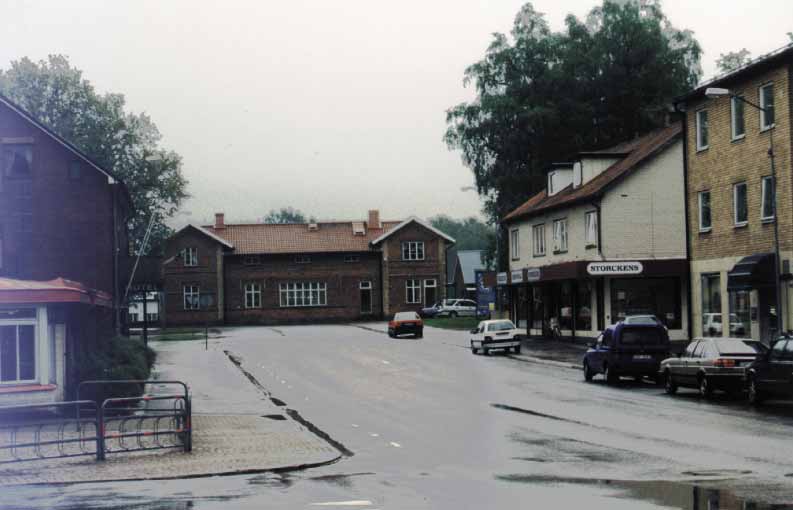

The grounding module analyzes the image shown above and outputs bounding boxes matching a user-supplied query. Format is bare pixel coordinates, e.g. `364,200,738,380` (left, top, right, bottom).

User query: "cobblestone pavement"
0,340,341,486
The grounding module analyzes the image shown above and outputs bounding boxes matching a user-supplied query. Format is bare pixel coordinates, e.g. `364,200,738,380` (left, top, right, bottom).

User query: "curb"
507,353,580,370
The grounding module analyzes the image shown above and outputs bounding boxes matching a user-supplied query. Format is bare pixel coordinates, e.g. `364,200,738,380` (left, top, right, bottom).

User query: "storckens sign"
586,261,644,276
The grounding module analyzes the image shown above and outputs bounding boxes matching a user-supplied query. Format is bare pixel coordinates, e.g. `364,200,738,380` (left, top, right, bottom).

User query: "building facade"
677,44,793,343
162,211,454,326
502,125,689,341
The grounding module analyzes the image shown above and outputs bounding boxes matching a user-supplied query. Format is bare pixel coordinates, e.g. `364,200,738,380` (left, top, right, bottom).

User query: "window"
2,144,32,179
733,182,748,226
698,190,712,231
584,211,598,247
183,285,200,310
68,161,82,180
0,324,36,383
183,247,198,267
244,282,262,309
243,255,260,265
729,290,750,338
552,219,568,253
610,277,682,329
406,279,421,304
701,273,721,337
759,83,775,130
424,279,437,306
401,241,425,261
360,281,372,314
146,312,159,323
279,282,327,307
761,176,775,221
695,110,708,151
532,224,545,256
510,229,519,259
770,340,786,361
548,171,556,195
294,255,312,264
344,255,360,263
731,96,745,139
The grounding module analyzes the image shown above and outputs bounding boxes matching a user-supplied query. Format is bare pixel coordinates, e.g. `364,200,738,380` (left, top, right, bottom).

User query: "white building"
501,124,689,341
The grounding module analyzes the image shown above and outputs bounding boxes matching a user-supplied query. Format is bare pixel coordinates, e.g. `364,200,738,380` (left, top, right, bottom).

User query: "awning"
727,253,775,291
0,277,113,307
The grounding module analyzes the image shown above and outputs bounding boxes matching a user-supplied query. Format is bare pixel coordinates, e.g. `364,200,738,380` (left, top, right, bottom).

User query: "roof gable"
173,224,234,249
369,216,455,245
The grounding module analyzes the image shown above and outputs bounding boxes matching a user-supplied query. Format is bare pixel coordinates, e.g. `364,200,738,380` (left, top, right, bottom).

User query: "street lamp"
705,87,783,338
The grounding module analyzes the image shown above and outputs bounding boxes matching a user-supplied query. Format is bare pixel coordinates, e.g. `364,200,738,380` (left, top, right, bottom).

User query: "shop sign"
497,272,508,285
525,267,541,282
510,270,524,284
586,261,643,276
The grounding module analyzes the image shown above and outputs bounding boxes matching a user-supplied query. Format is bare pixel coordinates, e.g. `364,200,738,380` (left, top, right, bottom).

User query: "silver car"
437,299,477,318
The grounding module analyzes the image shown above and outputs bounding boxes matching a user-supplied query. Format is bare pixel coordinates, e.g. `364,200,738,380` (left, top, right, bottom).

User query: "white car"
470,319,522,355
438,299,477,318
702,313,746,336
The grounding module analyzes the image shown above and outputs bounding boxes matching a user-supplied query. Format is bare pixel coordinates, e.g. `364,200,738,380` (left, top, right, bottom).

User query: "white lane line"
310,501,373,507
381,360,390,365
351,424,359,428
369,433,379,437
390,442,401,448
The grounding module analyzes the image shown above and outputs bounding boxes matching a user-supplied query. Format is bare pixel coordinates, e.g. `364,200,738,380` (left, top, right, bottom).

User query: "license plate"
633,354,652,360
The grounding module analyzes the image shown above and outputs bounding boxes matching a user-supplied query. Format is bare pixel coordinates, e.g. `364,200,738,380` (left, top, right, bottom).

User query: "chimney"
214,212,225,229
368,209,381,229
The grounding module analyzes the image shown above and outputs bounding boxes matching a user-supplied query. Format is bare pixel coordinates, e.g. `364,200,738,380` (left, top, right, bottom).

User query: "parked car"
437,299,477,318
420,302,442,318
388,311,423,338
702,313,747,337
470,319,521,355
583,318,671,384
660,338,762,397
745,336,793,405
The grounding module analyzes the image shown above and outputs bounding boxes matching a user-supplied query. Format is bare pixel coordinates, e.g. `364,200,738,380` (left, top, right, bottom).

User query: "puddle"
497,474,793,509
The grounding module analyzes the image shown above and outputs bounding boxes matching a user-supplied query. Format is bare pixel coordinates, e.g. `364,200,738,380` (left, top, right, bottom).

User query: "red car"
388,312,423,338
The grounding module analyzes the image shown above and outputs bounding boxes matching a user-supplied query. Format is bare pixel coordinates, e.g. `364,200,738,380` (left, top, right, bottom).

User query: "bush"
78,336,156,402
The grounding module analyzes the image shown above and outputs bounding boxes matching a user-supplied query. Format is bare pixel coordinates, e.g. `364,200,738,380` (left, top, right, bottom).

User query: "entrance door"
360,281,372,314
424,279,437,307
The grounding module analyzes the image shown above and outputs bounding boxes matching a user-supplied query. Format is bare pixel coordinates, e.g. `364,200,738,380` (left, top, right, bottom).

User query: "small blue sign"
475,270,496,318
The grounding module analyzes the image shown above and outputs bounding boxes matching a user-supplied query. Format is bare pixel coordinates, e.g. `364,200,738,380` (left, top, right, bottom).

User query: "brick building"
162,211,454,326
0,93,131,404
676,43,793,343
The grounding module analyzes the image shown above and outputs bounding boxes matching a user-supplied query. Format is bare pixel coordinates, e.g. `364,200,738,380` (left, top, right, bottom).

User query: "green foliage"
78,336,156,401
424,317,480,331
263,207,313,224
716,48,751,73
445,1,702,268
428,215,496,268
0,55,188,255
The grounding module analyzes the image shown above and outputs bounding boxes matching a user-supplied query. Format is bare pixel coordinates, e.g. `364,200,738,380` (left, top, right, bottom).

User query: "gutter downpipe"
674,102,694,342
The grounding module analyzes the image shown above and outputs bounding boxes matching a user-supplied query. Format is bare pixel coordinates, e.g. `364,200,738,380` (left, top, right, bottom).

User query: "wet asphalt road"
5,324,793,509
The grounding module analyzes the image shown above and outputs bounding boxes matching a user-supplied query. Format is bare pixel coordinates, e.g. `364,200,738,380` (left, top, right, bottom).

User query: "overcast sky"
1,1,791,226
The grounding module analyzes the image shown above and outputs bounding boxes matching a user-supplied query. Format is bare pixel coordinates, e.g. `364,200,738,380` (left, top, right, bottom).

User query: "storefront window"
531,286,543,331
728,290,750,338
610,277,682,329
576,281,593,331
559,281,573,330
701,273,721,337
514,286,529,329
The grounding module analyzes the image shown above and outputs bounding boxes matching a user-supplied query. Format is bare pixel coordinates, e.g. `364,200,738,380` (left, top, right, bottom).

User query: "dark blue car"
583,318,671,384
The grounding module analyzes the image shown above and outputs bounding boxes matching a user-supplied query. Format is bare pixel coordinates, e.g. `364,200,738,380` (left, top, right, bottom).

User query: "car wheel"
664,370,678,395
449,311,458,318
483,348,489,356
748,376,764,406
470,342,478,355
514,346,521,355
604,364,618,385
698,374,713,398
583,361,594,382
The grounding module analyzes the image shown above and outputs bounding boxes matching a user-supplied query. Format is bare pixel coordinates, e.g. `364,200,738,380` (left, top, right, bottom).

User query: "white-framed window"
243,255,260,265
294,255,312,264
532,224,545,256
146,312,159,323
698,190,712,231
552,218,568,253
183,285,200,310
183,247,198,267
510,229,519,259
279,282,327,307
406,279,421,304
344,255,360,263
696,109,709,151
0,321,36,384
584,211,598,247
547,171,556,195
733,182,748,226
244,282,262,309
730,96,745,140
761,176,775,221
759,82,775,130
360,281,372,289
401,241,425,261
1,144,33,179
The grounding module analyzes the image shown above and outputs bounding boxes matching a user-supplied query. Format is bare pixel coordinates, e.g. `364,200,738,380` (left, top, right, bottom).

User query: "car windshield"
394,312,418,321
619,327,663,345
624,315,659,325
487,321,514,332
715,339,761,355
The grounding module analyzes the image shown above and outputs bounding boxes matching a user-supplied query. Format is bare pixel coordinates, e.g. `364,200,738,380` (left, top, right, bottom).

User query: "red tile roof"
203,221,404,255
502,123,682,223
0,277,113,307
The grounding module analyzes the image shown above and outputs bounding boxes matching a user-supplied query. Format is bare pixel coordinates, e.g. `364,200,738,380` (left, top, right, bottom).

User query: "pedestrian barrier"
0,380,191,464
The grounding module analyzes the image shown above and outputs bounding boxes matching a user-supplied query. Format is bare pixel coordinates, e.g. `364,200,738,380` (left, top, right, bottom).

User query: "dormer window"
2,144,32,179
402,241,425,261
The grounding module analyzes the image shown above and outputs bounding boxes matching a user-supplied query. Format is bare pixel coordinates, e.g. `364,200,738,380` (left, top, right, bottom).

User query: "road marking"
370,433,379,437
390,442,401,448
351,424,359,428
381,360,390,365
310,501,372,507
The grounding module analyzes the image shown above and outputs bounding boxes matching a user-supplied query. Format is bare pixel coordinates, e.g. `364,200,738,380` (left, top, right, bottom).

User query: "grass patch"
424,316,479,331
143,327,223,342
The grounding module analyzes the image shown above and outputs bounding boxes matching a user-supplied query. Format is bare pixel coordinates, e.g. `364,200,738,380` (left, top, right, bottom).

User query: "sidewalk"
0,341,341,486
514,336,588,368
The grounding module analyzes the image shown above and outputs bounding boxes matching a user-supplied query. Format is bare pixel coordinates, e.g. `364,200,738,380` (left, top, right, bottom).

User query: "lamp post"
705,87,783,338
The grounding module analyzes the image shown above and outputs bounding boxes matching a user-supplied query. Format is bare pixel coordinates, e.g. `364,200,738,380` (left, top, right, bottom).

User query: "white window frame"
584,211,598,247
696,109,709,151
183,285,200,310
759,82,775,131
553,218,568,253
359,281,372,290
698,190,712,232
278,282,327,307
532,224,545,256
731,95,745,140
406,279,421,304
510,229,519,260
0,318,37,385
761,175,775,222
244,282,262,309
294,255,312,264
344,255,360,263
183,247,198,267
401,241,425,261
547,171,556,195
733,181,748,227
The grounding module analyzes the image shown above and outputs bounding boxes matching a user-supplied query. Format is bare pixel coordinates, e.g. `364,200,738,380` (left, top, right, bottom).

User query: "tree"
445,1,701,269
0,55,188,255
263,207,312,224
716,48,751,73
428,215,496,268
